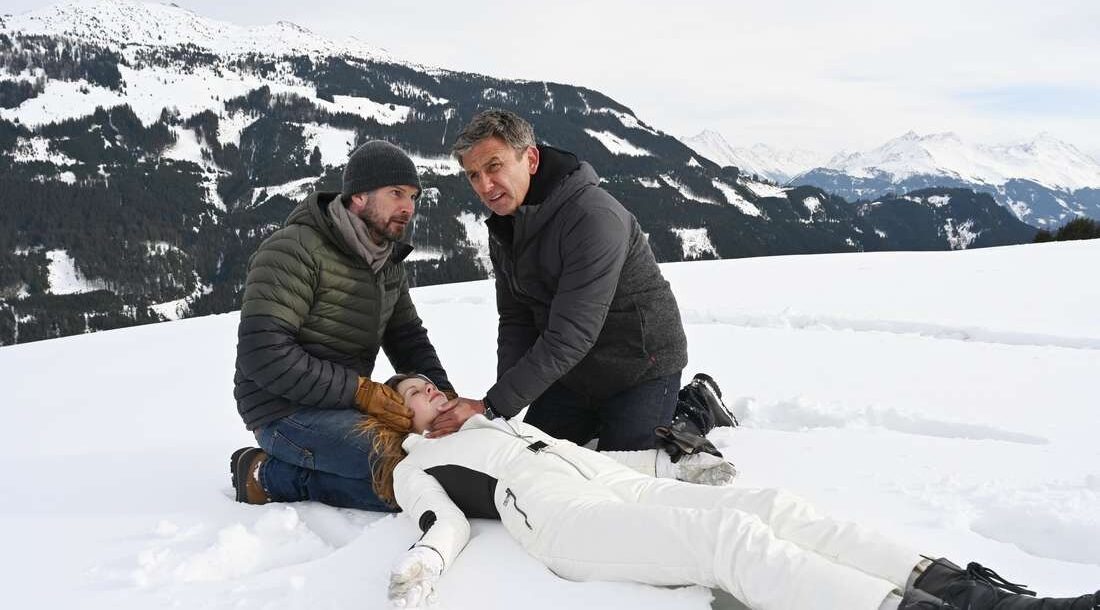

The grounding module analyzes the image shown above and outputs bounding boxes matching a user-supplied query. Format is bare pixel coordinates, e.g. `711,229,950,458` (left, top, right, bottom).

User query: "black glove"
654,419,723,464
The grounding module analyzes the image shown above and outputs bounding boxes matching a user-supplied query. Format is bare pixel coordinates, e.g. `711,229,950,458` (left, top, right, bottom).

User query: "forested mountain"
0,0,1037,345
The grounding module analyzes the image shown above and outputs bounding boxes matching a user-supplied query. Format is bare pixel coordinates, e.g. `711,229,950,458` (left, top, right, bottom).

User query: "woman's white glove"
388,546,444,608
676,452,738,486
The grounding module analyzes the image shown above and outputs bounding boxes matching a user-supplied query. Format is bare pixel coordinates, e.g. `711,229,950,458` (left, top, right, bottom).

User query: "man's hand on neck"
424,397,486,438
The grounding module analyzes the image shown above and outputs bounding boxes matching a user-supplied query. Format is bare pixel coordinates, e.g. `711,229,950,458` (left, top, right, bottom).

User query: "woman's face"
395,377,448,434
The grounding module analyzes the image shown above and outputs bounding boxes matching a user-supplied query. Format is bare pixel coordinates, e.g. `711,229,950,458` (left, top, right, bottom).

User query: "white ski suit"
393,415,922,610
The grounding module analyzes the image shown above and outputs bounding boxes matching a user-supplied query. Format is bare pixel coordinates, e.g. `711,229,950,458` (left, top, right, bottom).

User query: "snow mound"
133,507,337,586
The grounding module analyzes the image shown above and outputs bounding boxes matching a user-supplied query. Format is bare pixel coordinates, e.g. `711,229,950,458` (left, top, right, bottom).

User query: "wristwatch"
481,397,499,420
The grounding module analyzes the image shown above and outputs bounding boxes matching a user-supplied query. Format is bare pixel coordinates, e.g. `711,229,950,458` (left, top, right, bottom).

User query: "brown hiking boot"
230,447,270,505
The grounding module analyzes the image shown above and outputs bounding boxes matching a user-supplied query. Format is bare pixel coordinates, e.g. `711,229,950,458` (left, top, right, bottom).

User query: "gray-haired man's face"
460,136,539,216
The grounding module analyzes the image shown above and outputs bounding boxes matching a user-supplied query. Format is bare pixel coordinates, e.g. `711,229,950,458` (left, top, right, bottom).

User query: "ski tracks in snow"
681,295,1100,569
967,480,1100,566
886,473,1100,568
728,396,1048,445
716,395,1100,569
681,309,1100,351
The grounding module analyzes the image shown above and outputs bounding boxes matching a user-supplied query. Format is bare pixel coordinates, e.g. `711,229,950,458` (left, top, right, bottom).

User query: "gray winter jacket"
484,148,687,416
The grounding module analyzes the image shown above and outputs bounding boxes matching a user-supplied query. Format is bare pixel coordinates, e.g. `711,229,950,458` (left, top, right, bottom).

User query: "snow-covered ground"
742,180,789,200
672,227,718,260
712,179,764,217
584,129,653,157
45,248,110,295
3,241,1099,609
660,173,721,206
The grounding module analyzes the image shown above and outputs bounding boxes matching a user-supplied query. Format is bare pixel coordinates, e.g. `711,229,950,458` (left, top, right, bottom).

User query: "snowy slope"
824,131,1100,192
3,242,1100,609
4,0,391,61
687,128,1100,194
0,2,416,133
683,129,825,184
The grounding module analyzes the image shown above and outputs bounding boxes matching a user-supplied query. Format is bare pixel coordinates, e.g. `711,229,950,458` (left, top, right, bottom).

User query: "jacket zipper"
489,226,536,304
503,488,533,530
481,421,592,480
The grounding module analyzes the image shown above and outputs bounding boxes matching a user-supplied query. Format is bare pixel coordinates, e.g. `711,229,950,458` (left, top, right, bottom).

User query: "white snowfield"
3,241,1099,609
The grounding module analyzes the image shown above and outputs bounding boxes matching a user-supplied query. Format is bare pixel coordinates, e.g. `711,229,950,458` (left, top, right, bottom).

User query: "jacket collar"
524,145,581,208
485,147,599,246
286,191,414,268
401,414,506,452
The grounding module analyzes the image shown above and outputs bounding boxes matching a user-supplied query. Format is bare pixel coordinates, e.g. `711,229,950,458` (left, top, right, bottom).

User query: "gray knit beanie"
341,140,421,198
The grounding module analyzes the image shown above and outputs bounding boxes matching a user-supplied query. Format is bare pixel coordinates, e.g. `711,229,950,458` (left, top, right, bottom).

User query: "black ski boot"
993,592,1099,609
914,557,1034,602
910,557,1099,610
654,373,737,462
687,373,739,428
900,587,950,609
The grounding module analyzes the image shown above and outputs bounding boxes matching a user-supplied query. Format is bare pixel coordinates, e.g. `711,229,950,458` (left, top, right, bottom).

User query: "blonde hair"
355,416,409,507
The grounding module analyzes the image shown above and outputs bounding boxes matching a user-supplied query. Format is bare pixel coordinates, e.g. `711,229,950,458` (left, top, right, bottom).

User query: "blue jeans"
523,372,682,451
254,408,396,512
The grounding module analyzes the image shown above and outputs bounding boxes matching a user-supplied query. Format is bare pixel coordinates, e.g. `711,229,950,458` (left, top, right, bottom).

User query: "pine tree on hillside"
1034,217,1100,242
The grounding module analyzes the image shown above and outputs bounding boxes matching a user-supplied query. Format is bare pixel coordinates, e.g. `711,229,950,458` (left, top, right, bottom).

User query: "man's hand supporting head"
425,397,485,438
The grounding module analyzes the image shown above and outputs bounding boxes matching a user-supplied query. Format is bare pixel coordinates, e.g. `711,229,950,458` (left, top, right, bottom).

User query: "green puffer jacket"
233,191,452,430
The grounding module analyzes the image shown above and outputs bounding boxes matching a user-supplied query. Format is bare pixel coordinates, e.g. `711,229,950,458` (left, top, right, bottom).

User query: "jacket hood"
524,145,581,208
285,191,413,263
509,151,599,242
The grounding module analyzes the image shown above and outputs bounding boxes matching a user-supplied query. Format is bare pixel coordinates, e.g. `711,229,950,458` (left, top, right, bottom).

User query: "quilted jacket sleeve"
235,232,359,409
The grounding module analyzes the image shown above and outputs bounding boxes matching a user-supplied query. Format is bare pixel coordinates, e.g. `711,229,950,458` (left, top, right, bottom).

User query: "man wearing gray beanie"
228,140,457,511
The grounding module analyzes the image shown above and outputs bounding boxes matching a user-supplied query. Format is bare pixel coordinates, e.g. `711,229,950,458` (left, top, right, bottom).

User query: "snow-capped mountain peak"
5,0,390,61
681,130,826,184
682,129,734,161
825,131,1100,191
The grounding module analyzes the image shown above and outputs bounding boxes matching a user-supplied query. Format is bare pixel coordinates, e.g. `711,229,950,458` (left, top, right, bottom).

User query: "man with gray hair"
431,109,690,454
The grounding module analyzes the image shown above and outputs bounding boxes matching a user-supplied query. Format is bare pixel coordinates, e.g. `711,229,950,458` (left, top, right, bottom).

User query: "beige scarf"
328,196,394,273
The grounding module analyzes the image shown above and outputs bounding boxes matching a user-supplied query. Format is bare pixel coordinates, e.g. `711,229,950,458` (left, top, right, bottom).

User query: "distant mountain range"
683,130,1100,228
681,130,827,184
0,0,1038,345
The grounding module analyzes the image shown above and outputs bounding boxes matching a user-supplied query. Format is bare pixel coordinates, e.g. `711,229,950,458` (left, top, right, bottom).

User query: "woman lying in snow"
373,373,1099,610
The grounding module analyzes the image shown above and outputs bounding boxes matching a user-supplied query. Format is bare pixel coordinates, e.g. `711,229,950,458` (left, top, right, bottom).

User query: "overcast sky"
6,0,1100,158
